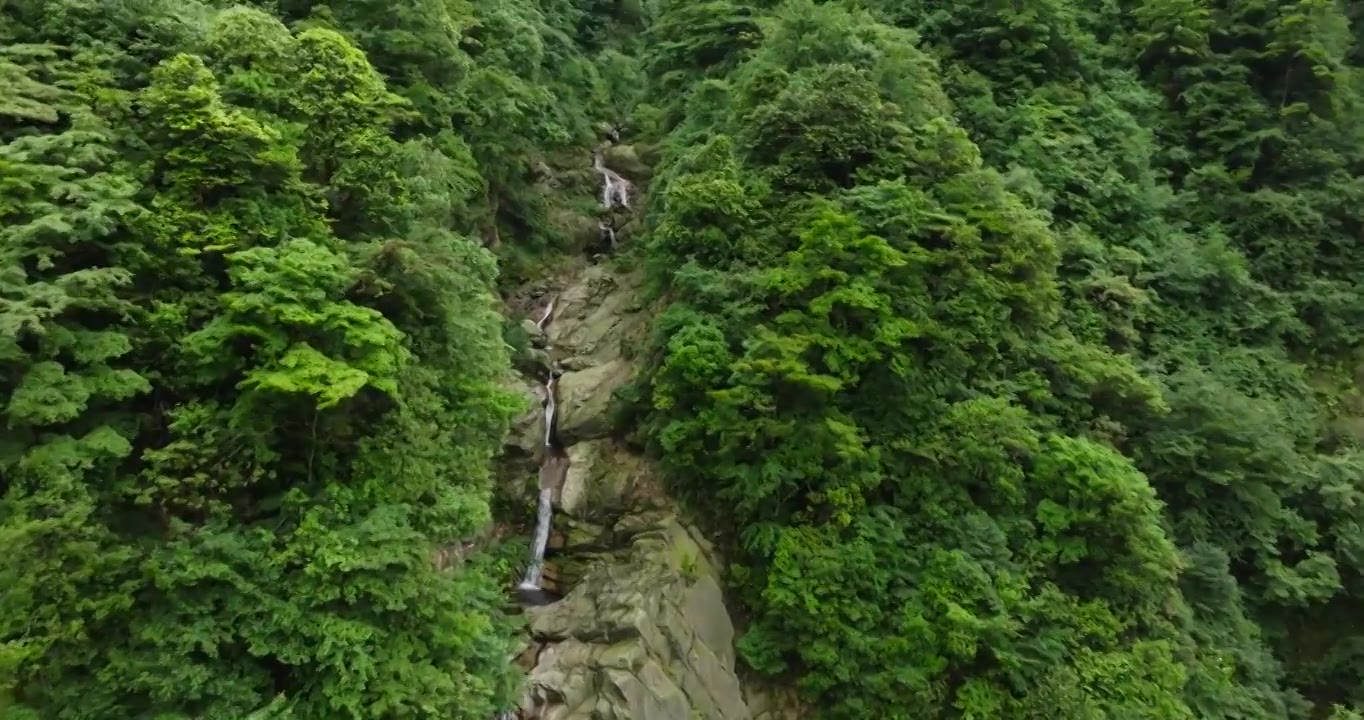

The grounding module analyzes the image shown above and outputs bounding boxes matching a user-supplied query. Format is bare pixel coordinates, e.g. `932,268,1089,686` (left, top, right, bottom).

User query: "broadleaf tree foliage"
0,0,611,716
8,0,1364,718
636,0,1364,717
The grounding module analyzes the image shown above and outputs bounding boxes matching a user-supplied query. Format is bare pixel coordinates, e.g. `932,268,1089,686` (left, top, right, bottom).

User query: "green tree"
2,10,520,718
0,53,148,715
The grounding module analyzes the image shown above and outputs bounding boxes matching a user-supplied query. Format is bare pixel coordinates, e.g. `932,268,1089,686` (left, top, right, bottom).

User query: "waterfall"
594,150,630,210
515,139,630,599
519,294,563,595
518,371,559,592
536,296,555,332
542,375,557,449
518,486,555,591
598,220,617,250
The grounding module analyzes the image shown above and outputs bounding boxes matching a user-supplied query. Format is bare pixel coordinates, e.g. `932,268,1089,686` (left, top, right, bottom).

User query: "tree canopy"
636,0,1364,717
7,0,1364,718
0,0,602,715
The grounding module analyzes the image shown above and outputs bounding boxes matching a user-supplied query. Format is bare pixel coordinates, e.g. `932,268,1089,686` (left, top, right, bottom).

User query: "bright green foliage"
641,0,763,128
0,49,149,712
883,0,1364,713
1,6,525,718
641,4,1188,717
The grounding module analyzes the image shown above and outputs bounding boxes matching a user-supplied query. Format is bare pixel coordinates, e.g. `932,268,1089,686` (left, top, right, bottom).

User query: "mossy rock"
604,143,653,179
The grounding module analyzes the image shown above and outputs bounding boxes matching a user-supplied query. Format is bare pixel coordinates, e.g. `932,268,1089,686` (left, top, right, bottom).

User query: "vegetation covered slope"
7,0,1364,719
633,0,1364,718
0,0,625,717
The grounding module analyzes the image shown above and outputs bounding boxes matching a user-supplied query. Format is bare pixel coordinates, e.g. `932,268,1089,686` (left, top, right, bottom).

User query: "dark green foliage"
637,0,1364,717
11,0,1364,717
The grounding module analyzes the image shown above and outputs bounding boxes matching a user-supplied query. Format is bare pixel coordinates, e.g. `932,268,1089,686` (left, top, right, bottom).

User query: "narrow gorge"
515,138,633,604
492,140,801,720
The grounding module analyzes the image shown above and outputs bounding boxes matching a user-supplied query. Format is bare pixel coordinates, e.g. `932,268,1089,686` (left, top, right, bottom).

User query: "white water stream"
535,296,555,332
518,296,560,594
517,143,628,596
598,220,617,250
541,376,556,449
498,135,636,720
517,486,555,591
594,150,631,209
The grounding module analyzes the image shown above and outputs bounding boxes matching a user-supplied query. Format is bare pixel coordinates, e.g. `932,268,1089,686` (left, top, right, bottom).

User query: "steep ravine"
492,142,804,720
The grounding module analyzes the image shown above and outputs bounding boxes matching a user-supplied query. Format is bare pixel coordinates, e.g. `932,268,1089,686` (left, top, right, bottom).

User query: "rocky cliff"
497,259,801,720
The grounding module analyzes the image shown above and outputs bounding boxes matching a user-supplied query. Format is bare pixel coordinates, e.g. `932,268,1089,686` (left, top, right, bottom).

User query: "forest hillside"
5,1,1364,719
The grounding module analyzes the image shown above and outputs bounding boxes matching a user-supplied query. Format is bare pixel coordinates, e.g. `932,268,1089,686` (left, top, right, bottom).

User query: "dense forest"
5,0,1364,718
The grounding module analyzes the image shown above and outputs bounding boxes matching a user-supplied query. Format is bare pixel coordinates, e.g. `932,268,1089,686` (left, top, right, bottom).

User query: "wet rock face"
557,440,665,525
545,266,647,363
543,266,649,446
555,359,631,445
521,512,749,720
502,261,771,720
558,441,621,520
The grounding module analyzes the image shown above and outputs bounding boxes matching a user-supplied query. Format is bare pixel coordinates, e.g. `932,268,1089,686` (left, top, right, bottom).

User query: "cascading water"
535,297,555,332
498,131,636,720
516,143,631,601
594,149,630,210
598,220,617,250
517,486,555,591
541,375,556,452
518,296,563,598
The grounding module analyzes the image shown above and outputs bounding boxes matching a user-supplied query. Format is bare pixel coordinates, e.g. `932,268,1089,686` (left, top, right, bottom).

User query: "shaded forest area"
6,0,1364,719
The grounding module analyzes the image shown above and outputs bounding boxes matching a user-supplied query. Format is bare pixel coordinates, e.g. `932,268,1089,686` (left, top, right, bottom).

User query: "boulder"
593,120,620,141
557,355,596,372
521,317,551,353
603,143,653,180
513,346,551,377
555,359,631,444
503,378,547,456
523,512,749,720
548,518,609,551
558,441,632,520
546,267,650,366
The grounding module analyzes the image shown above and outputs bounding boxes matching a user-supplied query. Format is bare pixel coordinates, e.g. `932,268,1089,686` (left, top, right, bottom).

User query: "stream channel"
512,141,632,608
